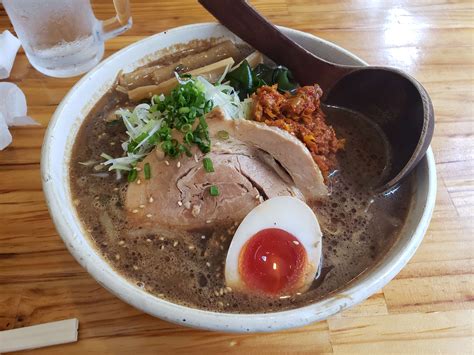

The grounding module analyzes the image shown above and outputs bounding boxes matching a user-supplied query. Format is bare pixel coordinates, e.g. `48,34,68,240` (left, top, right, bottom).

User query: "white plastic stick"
0,318,79,353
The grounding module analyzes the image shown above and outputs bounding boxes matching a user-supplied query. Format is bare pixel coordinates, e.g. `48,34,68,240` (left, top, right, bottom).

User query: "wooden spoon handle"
198,0,354,90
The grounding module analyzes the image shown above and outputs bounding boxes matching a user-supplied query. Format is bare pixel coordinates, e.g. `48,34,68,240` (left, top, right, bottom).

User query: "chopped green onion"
184,131,194,144
217,130,229,140
144,163,151,179
209,185,219,196
180,123,192,133
178,143,192,157
127,169,138,182
203,157,214,173
103,74,241,172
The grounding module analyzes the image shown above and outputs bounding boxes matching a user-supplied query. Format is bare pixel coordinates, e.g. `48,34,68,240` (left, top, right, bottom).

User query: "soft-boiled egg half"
225,196,322,297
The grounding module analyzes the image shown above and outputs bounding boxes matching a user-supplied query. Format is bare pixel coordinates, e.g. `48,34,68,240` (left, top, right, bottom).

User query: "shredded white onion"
196,76,249,119
101,75,252,174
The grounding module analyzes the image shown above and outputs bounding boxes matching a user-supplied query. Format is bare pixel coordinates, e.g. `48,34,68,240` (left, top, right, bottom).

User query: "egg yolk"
239,228,307,295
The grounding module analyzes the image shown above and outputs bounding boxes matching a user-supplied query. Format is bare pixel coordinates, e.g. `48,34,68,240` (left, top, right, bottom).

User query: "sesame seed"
110,142,115,146
255,194,260,200
191,204,201,217
229,340,237,347
194,154,199,163
214,290,220,296
132,209,139,213
292,241,300,245
225,287,232,292
220,288,224,295
188,245,195,250
184,201,191,209
160,245,165,250
136,179,141,185
206,262,211,267
139,204,145,209
159,236,165,241
135,167,142,172
177,161,181,168
279,295,291,299
164,160,169,166
173,241,178,247
149,196,154,203
115,254,120,260
146,214,152,218
259,196,264,203
296,292,302,295
146,238,152,242
206,219,211,224
133,265,138,270
217,301,224,307
158,293,164,297
118,240,125,246
201,235,206,239
113,187,119,191
177,200,183,206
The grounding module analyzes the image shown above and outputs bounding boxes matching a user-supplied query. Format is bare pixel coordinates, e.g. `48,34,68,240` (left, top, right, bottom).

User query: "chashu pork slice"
126,108,327,231
206,108,327,199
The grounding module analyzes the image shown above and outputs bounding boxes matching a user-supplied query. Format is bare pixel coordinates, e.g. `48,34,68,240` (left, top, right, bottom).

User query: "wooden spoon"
199,0,434,193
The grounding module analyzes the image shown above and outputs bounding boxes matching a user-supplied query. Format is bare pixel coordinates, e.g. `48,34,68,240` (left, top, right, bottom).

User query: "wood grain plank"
328,310,474,354
384,274,474,313
335,291,389,318
0,294,21,331
1,0,473,353
17,323,333,355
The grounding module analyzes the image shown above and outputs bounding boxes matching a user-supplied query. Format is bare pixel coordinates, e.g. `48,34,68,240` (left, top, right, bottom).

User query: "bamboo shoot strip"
232,51,263,71
128,57,235,101
0,318,79,353
119,40,240,89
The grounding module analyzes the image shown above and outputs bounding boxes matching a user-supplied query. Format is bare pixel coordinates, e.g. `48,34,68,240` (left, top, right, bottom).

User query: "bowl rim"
41,22,437,333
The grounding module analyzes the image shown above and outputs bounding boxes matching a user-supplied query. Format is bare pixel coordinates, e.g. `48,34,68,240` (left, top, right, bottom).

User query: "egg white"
225,196,323,295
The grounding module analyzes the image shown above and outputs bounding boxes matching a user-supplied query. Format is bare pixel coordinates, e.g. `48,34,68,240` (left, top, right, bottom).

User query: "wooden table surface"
1,0,473,353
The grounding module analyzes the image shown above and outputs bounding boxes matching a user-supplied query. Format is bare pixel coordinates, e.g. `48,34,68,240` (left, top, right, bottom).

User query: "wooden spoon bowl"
199,0,434,193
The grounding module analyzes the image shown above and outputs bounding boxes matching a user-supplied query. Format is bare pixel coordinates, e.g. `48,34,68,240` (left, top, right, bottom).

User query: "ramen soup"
70,40,414,313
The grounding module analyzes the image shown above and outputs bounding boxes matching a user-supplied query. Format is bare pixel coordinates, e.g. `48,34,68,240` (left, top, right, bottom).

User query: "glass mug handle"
100,0,132,41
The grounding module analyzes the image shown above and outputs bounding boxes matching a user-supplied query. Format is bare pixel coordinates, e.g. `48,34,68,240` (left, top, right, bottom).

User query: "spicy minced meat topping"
251,84,345,178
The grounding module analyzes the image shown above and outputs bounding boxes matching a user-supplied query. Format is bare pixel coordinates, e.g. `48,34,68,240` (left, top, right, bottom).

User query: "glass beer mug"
3,0,132,78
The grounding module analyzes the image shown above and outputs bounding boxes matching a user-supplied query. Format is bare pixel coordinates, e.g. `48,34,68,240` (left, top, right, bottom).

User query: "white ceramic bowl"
41,23,436,333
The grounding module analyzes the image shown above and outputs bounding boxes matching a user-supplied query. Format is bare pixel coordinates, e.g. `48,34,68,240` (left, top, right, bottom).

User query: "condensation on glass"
3,0,132,78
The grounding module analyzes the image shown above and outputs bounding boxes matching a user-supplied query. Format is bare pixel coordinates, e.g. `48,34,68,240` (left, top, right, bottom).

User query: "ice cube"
0,31,21,80
0,112,12,150
0,82,27,124
0,82,39,150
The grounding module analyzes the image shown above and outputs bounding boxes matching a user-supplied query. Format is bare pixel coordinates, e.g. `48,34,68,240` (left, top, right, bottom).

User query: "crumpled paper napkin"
0,30,21,80
0,82,40,150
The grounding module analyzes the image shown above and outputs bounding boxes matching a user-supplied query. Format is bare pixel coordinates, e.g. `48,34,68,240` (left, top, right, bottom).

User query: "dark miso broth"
69,43,414,313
